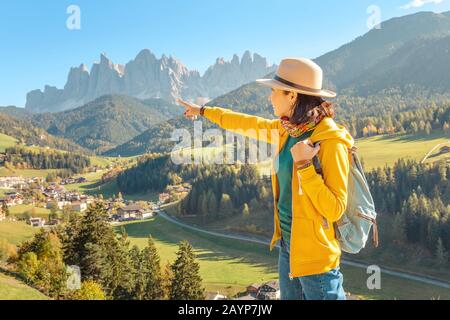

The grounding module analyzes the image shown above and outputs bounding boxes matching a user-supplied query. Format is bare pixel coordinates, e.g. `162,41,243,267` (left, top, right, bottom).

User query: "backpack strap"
311,142,356,178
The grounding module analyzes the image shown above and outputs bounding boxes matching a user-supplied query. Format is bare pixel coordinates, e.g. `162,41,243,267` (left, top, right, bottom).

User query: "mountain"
0,112,93,155
30,95,178,153
344,34,450,96
103,82,273,157
0,106,34,121
105,11,450,157
316,11,450,91
25,50,277,113
103,116,192,157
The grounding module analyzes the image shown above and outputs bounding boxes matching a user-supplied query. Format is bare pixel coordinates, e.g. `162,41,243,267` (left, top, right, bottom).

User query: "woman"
177,58,354,300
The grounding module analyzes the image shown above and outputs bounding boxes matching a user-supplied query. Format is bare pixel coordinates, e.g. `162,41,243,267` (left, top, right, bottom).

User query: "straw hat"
256,57,336,98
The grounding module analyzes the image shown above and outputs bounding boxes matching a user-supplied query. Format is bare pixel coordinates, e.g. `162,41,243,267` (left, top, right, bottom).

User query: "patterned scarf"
280,101,332,138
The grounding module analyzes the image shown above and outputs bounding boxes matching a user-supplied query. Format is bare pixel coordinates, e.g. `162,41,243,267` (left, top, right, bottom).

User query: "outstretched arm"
177,99,280,145
203,106,280,145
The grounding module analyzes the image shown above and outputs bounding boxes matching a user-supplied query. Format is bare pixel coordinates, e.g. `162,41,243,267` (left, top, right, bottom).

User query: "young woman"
177,58,354,300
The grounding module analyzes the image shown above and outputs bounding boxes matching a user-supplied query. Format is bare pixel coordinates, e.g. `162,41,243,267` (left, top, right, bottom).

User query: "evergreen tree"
219,194,233,217
161,261,174,300
436,237,448,266
169,241,204,300
140,237,164,300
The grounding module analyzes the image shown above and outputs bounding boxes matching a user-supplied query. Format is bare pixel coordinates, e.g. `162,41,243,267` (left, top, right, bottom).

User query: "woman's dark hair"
283,91,335,124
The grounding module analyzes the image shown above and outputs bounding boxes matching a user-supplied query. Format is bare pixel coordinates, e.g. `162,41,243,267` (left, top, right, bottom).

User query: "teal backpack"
311,141,379,254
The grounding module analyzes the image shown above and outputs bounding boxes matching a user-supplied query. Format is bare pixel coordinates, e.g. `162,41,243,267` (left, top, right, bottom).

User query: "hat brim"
256,78,336,98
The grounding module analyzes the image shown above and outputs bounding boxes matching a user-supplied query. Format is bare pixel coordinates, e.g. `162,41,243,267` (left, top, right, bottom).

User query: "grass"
0,167,62,178
0,133,17,153
8,204,51,219
355,131,449,170
0,221,38,245
0,271,49,300
256,131,450,176
119,216,450,300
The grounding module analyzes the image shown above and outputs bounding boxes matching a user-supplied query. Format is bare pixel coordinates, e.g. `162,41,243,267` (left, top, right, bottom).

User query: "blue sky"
1,0,449,107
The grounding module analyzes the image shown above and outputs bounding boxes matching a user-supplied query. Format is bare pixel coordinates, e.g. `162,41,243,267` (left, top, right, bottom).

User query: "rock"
25,50,277,113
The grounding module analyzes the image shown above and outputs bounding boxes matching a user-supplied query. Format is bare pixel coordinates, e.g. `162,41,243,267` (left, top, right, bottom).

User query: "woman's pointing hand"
176,98,202,121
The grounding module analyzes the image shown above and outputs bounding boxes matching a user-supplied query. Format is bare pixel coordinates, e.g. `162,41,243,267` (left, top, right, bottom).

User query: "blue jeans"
278,237,346,300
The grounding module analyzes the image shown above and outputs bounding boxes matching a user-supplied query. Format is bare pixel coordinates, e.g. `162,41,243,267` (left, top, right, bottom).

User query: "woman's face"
269,88,298,118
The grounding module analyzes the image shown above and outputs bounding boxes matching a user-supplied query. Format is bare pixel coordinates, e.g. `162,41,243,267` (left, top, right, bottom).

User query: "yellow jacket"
203,106,355,277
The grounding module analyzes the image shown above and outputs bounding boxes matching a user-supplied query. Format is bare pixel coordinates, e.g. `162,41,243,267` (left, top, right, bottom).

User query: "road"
158,210,450,290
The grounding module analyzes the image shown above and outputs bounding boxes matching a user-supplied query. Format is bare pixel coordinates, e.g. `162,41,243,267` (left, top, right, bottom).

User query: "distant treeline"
180,164,272,221
338,101,450,138
116,154,273,220
3,146,91,173
366,159,449,263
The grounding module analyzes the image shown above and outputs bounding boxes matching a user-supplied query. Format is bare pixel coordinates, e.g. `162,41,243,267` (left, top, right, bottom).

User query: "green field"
8,204,51,219
0,221,38,245
0,167,61,178
257,131,450,175
355,131,449,170
120,217,450,300
0,133,17,153
0,271,49,300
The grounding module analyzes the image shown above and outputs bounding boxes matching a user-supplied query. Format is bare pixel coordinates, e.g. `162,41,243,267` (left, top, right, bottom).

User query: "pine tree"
169,241,204,300
391,212,406,244
141,237,164,300
207,191,218,218
436,237,448,266
219,193,233,217
129,245,144,299
161,261,174,300
110,229,134,299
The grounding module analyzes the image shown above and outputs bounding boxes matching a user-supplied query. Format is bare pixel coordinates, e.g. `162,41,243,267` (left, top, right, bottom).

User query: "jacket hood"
310,117,354,149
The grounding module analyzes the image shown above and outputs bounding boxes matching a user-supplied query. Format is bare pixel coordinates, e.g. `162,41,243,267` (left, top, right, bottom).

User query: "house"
205,291,227,300
0,177,26,189
246,284,261,295
235,294,257,300
440,146,450,154
0,195,23,207
46,200,71,210
256,280,280,300
117,204,151,221
0,198,12,207
29,217,45,227
4,192,23,205
76,177,87,183
135,211,154,220
71,201,87,212
159,193,170,204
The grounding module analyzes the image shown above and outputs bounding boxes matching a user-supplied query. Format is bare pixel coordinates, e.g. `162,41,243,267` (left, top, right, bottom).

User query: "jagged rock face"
25,50,277,113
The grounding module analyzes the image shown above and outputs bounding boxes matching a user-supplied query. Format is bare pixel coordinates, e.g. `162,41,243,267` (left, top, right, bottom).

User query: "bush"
0,238,17,262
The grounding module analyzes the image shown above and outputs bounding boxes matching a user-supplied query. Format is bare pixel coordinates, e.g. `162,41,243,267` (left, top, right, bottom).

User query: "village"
0,175,192,227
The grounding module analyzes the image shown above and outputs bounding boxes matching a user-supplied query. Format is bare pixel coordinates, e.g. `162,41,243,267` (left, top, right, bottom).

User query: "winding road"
158,210,450,290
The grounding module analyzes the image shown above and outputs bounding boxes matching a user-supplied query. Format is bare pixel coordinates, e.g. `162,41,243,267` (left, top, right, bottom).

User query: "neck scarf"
280,101,331,138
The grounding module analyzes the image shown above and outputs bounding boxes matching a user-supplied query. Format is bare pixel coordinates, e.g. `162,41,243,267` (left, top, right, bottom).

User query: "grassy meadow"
119,216,450,300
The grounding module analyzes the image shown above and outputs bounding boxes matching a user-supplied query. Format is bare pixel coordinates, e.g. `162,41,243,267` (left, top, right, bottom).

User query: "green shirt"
276,131,314,241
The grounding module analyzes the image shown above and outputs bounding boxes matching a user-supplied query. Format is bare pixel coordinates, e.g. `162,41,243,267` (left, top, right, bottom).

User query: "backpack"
311,141,379,254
